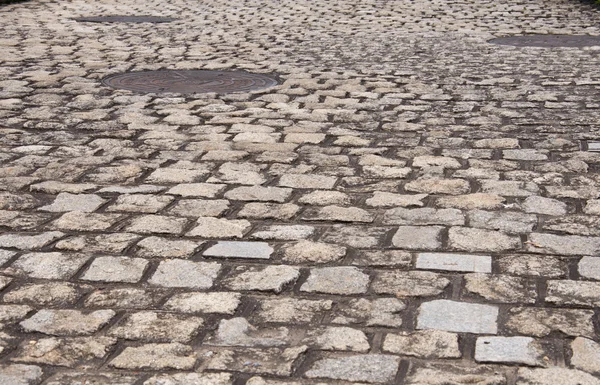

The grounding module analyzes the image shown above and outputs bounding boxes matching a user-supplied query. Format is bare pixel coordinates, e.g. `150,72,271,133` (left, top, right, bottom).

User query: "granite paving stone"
2,0,600,381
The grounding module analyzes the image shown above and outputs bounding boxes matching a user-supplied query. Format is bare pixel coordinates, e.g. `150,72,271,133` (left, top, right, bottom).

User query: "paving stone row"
1,0,600,383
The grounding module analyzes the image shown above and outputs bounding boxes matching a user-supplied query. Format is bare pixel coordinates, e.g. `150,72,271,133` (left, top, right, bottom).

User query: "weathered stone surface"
250,225,315,241
366,192,427,207
238,203,299,220
207,317,289,347
126,215,188,235
204,346,306,376
526,233,600,256
449,227,520,252
20,309,115,336
437,193,505,210
4,282,88,306
417,300,498,334
204,241,273,259
505,307,595,338
168,199,229,217
166,183,225,198
279,174,337,189
13,337,117,367
224,265,300,293
522,196,567,216
46,372,139,385
383,330,460,358
0,232,64,250
516,367,600,385
53,212,121,231
578,256,600,280
468,210,537,233
305,205,373,222
384,207,464,226
372,270,449,297
352,250,412,267
282,240,346,263
545,280,600,307
225,186,292,202
301,267,369,295
84,288,164,309
405,178,470,195
110,343,197,370
298,190,350,206
149,260,221,289
143,373,232,385
305,354,400,383
81,256,148,283
465,274,537,303
187,217,251,238
39,192,106,212
303,326,369,352
164,292,241,314
405,363,506,385
106,194,173,213
392,226,443,250
0,364,43,385
332,298,406,327
108,311,203,343
323,225,388,248
135,236,199,258
475,336,545,366
255,298,333,324
416,252,491,273
10,252,89,279
497,255,568,278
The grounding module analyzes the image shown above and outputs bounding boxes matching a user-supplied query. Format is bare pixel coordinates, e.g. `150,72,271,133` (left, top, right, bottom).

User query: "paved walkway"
1,0,600,383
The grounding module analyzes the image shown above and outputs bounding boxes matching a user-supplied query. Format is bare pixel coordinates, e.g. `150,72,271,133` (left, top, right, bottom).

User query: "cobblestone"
2,0,600,381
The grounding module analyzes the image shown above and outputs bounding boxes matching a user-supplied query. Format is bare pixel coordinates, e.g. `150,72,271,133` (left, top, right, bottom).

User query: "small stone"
527,233,600,256
522,196,567,216
81,257,148,283
4,282,88,306
223,265,300,293
449,227,520,252
84,288,164,309
31,181,96,194
0,232,64,250
405,363,506,385
468,210,537,233
0,250,15,266
323,225,388,248
0,364,43,385
46,372,139,385
13,337,117,367
166,183,225,198
505,307,595,338
203,346,306,376
126,215,188,235
416,252,491,273
10,252,89,279
301,267,369,295
20,309,115,336
164,292,241,314
384,207,464,226
207,317,288,347
331,298,406,327
188,217,251,238
584,199,600,215
55,233,140,254
298,190,350,205
366,192,427,207
149,260,221,289
279,174,337,189
303,326,369,352
498,255,568,278
352,250,412,267
372,270,449,297
238,203,299,220
546,280,600,307
39,193,106,212
481,180,539,197
204,241,273,259
224,186,292,202
0,305,33,324
383,330,460,358
475,336,545,366
106,194,173,213
110,343,197,370
305,354,400,383
108,311,203,343
405,178,470,195
391,226,443,250
304,205,373,222
578,257,600,280
135,236,199,258
255,298,332,324
282,240,346,264
53,212,121,231
437,193,505,210
571,337,600,375
143,373,232,385
146,168,206,184
250,225,315,240
465,273,537,303
517,367,600,385
417,300,498,334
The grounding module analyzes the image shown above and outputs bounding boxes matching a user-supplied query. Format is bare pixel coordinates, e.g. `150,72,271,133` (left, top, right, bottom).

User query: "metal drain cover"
489,35,600,48
101,70,279,94
75,16,176,23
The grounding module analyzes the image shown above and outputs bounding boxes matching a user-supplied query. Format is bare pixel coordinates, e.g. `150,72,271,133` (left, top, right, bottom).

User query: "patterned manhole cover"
489,35,600,48
74,16,176,23
101,70,279,94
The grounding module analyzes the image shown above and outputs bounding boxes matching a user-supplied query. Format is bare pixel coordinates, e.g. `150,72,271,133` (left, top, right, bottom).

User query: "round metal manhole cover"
74,16,176,23
489,35,600,48
101,70,280,94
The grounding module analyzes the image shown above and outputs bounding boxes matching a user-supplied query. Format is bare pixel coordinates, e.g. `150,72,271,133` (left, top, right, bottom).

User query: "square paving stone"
81,256,149,283
204,241,273,259
417,300,499,334
10,252,90,279
149,260,221,289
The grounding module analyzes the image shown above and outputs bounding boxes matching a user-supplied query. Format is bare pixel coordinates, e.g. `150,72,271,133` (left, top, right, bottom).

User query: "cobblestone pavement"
1,0,600,383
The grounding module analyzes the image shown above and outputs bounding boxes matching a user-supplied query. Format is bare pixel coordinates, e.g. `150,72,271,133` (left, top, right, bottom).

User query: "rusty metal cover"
101,70,279,94
74,16,176,23
489,35,600,48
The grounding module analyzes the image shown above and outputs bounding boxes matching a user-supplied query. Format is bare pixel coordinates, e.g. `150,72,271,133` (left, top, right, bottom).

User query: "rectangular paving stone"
392,226,443,250
416,252,492,273
204,241,273,259
305,354,400,383
417,300,499,334
149,260,221,289
475,336,545,366
0,232,64,250
81,256,148,283
526,233,600,256
203,346,307,376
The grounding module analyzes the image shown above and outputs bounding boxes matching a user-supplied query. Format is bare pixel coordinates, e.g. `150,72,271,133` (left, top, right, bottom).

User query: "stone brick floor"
1,0,600,383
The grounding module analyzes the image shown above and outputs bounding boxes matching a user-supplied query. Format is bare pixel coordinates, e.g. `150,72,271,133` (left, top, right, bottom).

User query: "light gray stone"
224,186,292,202
81,256,148,283
39,193,106,212
383,330,460,358
108,311,203,343
475,336,545,366
109,343,197,370
187,217,251,238
149,260,221,289
223,265,300,293
449,227,520,252
0,364,43,385
207,317,289,347
164,292,241,314
392,226,443,250
126,215,188,235
166,183,225,198
384,207,464,226
417,300,498,334
571,337,600,375
250,225,315,240
0,232,64,250
405,363,506,385
304,326,369,352
526,233,600,256
468,210,537,233
522,196,567,216
135,236,199,258
11,252,89,279
416,252,491,273
366,192,427,207
578,257,600,280
143,373,232,385
301,267,369,295
20,309,115,336
204,241,273,259
305,354,400,383
372,271,449,297
279,174,337,189
517,367,600,385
